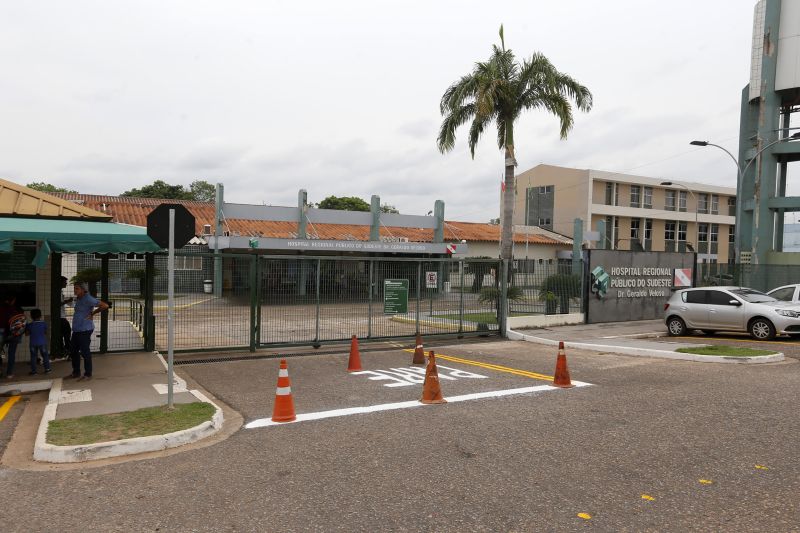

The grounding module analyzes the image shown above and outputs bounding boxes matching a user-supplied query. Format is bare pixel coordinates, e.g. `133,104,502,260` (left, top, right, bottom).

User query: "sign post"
147,204,196,409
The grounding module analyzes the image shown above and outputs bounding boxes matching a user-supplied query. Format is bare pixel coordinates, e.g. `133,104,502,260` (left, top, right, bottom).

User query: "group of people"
0,277,108,381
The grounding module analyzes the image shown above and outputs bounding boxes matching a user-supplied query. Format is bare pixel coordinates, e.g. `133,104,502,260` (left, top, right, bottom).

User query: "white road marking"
351,364,488,388
244,381,591,429
58,389,92,404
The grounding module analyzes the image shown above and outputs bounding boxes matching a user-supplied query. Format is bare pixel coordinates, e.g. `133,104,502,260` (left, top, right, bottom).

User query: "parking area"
2,337,799,531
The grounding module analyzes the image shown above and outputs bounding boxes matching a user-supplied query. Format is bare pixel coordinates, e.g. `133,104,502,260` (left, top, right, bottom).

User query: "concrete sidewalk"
510,319,785,363
1,351,228,464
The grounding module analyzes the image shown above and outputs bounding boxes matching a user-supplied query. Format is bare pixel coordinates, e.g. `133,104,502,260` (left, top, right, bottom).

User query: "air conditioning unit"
398,237,409,243
202,224,212,235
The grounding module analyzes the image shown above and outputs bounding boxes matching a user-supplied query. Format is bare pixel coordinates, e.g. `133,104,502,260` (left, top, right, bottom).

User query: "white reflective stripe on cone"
415,345,423,349
276,386,292,395
279,369,289,378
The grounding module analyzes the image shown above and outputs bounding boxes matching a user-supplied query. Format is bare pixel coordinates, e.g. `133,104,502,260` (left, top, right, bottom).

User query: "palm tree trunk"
500,146,516,260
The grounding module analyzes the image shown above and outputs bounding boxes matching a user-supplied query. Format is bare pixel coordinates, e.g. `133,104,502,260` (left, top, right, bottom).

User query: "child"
26,309,51,375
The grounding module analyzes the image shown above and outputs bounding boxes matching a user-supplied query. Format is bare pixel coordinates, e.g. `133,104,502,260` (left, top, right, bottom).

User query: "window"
175,256,202,270
643,187,653,208
729,225,735,243
698,223,709,242
126,253,145,261
707,290,736,306
538,217,551,226
678,191,687,212
538,185,553,194
698,193,709,214
711,195,719,215
93,253,120,260
728,197,736,216
644,219,653,241
605,182,614,205
665,221,676,241
678,221,687,242
770,287,795,302
613,217,619,249
665,190,676,211
630,218,641,240
684,290,706,304
710,224,719,243
630,185,641,208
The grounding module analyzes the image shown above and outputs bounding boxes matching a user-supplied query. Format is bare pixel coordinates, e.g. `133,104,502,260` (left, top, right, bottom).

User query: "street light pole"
661,181,697,258
690,132,800,261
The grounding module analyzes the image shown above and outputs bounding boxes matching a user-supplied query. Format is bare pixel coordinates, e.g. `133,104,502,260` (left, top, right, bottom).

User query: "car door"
681,289,710,328
706,289,745,331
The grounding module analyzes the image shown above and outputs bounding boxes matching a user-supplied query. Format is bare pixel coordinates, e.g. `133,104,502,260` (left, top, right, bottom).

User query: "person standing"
26,308,51,375
1,294,25,379
59,276,73,359
67,282,108,381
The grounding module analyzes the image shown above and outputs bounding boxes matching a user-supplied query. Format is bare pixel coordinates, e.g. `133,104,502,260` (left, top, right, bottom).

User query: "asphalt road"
1,340,798,532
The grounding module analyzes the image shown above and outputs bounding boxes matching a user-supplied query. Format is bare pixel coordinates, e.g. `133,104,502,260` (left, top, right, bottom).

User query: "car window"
707,290,737,306
684,290,706,304
769,287,795,302
730,289,776,303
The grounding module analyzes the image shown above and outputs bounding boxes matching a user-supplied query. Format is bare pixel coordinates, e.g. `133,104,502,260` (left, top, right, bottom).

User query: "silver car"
664,286,800,340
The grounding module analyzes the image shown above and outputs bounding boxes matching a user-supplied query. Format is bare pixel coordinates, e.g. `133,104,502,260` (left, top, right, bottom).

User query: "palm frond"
437,103,477,153
468,113,491,158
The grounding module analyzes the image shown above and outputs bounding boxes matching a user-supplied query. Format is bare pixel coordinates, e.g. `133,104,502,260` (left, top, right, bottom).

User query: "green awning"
0,218,161,267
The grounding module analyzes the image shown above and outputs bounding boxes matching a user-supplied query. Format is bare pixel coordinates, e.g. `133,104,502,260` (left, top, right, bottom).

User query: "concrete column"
433,200,445,243
297,189,308,239
214,183,224,297
370,195,380,241
596,219,606,250
572,218,583,274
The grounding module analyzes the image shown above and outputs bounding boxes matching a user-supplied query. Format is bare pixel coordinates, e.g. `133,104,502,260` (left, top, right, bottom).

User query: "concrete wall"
467,240,569,261
586,250,695,324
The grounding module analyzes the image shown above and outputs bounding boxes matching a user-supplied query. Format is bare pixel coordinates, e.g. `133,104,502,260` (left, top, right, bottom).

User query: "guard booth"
0,180,160,356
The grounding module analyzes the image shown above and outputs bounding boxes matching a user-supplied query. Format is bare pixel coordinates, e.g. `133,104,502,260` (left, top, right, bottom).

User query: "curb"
507,329,785,364
32,383,224,464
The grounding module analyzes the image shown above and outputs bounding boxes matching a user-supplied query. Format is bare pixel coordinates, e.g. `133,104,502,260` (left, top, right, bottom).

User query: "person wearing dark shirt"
67,282,109,381
26,308,51,375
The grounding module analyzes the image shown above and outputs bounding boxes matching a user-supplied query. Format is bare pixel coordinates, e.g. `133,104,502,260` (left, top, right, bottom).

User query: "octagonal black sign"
146,204,196,249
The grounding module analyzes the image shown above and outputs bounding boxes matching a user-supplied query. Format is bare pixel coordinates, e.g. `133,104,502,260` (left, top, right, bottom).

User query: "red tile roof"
52,193,570,246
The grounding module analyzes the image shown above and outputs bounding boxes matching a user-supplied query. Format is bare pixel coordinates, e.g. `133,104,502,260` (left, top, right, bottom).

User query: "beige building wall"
512,165,590,238
465,241,570,261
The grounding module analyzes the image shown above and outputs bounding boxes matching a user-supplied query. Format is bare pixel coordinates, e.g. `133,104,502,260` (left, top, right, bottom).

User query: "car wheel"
701,330,716,336
666,316,687,336
749,318,776,341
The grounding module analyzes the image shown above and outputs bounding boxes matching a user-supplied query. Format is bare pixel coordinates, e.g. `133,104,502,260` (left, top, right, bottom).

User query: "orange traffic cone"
412,333,425,365
347,335,362,372
420,350,447,404
271,359,297,422
553,341,574,389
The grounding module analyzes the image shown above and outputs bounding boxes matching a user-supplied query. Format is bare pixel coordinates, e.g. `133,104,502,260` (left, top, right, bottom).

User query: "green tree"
27,182,77,194
317,196,371,211
189,180,216,202
437,25,592,260
121,180,193,200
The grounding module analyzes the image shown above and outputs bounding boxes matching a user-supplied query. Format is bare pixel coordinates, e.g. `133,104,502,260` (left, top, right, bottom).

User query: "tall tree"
437,25,592,260
121,180,193,200
189,180,216,202
317,196,371,211
26,182,77,194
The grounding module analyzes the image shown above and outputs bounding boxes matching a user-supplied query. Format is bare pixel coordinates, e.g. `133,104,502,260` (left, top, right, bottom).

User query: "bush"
478,286,523,305
538,273,581,315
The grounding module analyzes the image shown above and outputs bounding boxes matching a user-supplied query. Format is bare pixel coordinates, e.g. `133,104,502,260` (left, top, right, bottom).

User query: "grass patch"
47,402,215,446
675,345,777,357
436,312,498,324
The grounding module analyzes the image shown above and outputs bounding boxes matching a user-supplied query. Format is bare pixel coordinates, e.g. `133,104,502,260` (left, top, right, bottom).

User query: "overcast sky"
0,1,764,222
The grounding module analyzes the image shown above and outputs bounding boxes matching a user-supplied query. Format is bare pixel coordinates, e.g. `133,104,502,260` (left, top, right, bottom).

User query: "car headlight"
775,309,800,318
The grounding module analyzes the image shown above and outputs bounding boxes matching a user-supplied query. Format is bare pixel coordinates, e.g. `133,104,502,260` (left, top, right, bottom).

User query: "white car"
766,284,800,304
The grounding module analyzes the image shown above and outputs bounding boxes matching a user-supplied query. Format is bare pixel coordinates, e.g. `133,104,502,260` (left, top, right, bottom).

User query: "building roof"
53,193,571,246
0,179,112,220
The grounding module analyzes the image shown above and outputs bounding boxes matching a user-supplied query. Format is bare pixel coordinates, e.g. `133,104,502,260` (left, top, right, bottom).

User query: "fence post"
49,253,63,356
314,259,321,347
499,259,508,337
249,255,258,352
100,254,109,353
144,253,155,352
416,262,422,335
368,260,374,338
458,260,464,336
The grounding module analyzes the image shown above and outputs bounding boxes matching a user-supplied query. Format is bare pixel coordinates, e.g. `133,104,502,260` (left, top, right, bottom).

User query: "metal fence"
53,252,591,353
697,262,800,293
509,259,584,316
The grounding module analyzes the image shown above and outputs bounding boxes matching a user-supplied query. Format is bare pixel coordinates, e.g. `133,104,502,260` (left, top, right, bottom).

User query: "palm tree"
437,25,592,260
